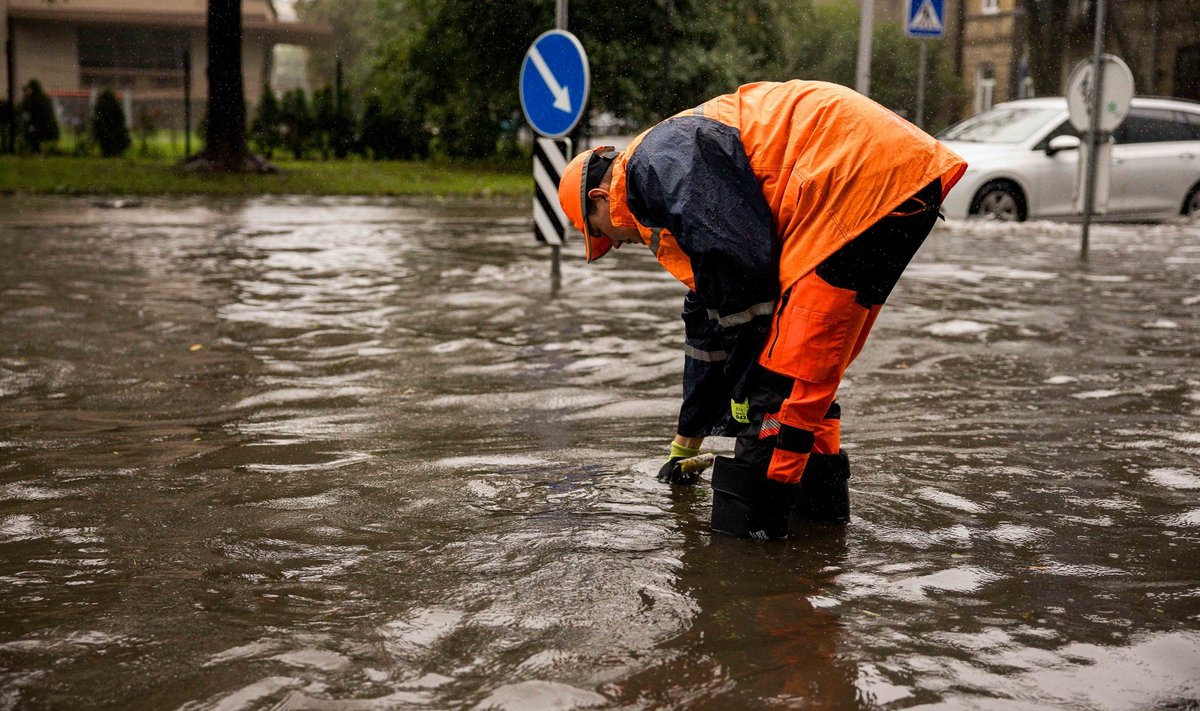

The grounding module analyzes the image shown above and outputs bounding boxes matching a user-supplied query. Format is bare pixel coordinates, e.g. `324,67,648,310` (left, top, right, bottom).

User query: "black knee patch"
777,425,814,454
815,179,942,307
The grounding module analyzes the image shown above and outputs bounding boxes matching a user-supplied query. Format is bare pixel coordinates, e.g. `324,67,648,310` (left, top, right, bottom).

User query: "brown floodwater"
1,195,1198,710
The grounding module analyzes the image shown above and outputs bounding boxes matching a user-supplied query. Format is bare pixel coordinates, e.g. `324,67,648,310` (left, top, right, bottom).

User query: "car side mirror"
1046,135,1081,155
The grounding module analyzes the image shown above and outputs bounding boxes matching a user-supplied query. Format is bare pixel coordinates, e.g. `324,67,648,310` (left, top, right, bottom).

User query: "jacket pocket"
758,272,865,383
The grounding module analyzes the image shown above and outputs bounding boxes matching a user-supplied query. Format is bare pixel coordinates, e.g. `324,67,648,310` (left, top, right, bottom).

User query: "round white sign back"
1067,54,1135,133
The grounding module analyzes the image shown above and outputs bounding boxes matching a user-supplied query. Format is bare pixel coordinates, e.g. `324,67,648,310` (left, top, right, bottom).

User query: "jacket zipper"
766,288,790,359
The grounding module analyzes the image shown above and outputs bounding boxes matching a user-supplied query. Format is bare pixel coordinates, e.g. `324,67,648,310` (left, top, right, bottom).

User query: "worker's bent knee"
767,423,814,483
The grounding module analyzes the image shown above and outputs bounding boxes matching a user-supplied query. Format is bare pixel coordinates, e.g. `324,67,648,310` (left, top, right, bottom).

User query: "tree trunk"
1021,0,1071,96
190,0,272,172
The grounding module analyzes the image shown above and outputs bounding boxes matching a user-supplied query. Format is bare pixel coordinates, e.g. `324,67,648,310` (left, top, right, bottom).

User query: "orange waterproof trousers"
738,179,943,484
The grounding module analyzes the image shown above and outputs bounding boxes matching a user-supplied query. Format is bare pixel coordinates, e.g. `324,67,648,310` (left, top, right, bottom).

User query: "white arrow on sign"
528,47,571,113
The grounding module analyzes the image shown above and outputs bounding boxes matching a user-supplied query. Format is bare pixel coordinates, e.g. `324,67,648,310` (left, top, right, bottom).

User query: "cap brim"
585,233,613,262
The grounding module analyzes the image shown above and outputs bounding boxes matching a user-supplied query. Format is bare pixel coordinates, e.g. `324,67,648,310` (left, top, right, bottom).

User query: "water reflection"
1,197,1199,709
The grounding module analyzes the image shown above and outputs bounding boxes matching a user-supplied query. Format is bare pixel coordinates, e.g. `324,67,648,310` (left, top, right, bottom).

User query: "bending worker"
558,80,966,540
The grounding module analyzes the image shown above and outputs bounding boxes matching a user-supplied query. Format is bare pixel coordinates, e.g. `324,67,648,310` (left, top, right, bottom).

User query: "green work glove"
731,398,750,424
657,441,701,485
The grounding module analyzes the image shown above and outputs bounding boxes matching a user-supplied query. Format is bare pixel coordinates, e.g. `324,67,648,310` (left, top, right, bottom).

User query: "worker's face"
586,191,643,248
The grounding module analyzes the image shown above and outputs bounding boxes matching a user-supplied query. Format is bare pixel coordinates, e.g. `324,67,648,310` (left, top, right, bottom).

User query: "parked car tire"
971,181,1027,222
1184,183,1200,219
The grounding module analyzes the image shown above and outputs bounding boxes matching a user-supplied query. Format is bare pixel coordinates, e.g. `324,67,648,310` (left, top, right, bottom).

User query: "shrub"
19,79,59,153
135,105,162,157
358,91,426,160
92,89,131,157
279,88,313,159
251,83,284,158
330,87,356,160
311,85,356,159
0,99,13,152
311,86,335,159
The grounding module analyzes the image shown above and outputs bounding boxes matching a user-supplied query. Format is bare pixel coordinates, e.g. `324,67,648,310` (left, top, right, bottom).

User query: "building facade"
958,0,1200,114
959,0,1022,113
818,0,1199,118
2,0,328,128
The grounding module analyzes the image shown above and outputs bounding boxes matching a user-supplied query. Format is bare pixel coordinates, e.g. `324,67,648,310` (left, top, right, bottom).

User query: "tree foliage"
296,0,965,157
92,89,131,157
1016,0,1093,97
778,2,965,130
359,90,427,160
19,79,59,153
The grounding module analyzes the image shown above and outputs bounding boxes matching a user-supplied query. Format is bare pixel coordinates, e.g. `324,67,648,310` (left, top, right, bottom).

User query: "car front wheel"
971,181,1026,222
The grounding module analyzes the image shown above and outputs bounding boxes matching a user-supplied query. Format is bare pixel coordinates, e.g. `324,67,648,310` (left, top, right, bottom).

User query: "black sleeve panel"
678,291,737,437
626,117,780,400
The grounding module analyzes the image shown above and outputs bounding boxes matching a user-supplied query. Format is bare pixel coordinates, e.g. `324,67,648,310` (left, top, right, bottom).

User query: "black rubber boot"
710,456,799,540
792,450,851,524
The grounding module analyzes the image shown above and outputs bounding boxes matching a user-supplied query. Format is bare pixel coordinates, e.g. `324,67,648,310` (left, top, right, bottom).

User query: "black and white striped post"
519,0,588,297
533,137,571,294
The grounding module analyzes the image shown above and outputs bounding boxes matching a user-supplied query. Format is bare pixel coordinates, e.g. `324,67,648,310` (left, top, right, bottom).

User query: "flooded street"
1,195,1199,710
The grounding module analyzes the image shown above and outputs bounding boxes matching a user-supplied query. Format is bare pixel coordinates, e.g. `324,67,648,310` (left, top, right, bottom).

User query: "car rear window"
1184,111,1200,140
1114,108,1196,143
938,107,1062,143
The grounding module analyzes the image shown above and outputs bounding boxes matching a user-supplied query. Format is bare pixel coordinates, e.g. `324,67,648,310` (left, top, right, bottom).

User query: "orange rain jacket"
603,81,966,437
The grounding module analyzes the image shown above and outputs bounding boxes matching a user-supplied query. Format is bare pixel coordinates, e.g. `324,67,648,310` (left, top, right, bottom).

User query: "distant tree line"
249,83,425,160
2,0,972,162
295,0,967,159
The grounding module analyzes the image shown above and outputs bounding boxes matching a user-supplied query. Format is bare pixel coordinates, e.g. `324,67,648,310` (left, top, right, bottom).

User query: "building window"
78,26,189,91
981,0,1000,14
974,65,996,114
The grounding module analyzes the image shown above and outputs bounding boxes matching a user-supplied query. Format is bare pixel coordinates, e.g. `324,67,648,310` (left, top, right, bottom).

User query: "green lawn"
0,155,532,197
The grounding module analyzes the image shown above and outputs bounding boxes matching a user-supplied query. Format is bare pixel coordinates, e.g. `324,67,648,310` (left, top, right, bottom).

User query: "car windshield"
938,106,1062,143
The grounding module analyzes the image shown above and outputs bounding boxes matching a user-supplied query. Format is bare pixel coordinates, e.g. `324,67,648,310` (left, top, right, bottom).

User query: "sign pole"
915,39,927,129
182,48,192,159
551,0,568,297
520,10,587,299
1080,0,1108,261
5,39,15,154
905,0,945,124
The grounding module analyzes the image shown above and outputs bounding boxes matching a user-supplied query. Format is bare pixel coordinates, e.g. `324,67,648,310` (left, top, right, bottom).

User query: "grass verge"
0,155,532,198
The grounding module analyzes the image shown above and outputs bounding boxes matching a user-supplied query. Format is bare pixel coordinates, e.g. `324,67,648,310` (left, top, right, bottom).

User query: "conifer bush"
92,89,131,157
19,79,59,153
280,88,314,160
251,83,284,158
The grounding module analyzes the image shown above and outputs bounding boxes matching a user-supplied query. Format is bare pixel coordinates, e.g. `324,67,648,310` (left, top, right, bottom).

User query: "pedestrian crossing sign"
906,0,945,38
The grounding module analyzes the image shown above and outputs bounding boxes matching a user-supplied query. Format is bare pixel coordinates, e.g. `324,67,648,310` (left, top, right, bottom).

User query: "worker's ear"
587,187,609,203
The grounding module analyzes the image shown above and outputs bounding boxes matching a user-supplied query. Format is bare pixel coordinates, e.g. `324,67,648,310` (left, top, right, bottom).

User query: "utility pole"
1080,0,1108,260
6,37,15,154
856,0,874,96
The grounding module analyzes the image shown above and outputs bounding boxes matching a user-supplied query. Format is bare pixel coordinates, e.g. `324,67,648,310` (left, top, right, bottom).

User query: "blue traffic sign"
906,0,946,38
520,30,589,138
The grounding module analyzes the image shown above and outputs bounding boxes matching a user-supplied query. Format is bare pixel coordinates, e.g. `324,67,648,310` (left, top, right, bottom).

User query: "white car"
939,96,1200,222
